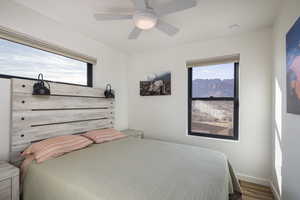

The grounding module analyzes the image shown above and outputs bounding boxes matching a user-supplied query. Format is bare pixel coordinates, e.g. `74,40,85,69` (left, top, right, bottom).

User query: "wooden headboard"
10,78,114,165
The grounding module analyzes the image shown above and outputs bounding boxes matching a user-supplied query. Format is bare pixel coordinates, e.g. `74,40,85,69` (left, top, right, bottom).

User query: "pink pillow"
21,135,93,163
82,128,127,144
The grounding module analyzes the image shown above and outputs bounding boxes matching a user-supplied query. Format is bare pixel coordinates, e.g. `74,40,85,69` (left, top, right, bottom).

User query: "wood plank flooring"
240,180,275,200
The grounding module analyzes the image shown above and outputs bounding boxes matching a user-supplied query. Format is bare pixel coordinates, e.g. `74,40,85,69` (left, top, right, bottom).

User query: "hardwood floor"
240,180,275,200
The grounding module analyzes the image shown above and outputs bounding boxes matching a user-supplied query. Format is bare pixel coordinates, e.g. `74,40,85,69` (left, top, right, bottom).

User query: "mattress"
23,137,238,200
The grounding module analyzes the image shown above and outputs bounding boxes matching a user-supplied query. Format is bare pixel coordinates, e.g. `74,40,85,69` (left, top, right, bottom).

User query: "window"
188,62,239,140
0,38,93,86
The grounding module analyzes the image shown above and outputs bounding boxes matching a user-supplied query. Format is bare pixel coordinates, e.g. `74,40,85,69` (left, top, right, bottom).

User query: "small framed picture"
140,71,171,96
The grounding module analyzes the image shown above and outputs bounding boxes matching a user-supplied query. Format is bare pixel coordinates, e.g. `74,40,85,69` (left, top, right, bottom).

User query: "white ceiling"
13,0,281,54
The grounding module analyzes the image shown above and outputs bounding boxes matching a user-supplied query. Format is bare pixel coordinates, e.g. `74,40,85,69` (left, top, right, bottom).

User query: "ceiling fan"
93,0,197,39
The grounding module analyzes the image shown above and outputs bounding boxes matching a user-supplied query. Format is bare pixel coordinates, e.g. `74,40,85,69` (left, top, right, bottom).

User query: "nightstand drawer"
0,178,11,200
0,162,19,200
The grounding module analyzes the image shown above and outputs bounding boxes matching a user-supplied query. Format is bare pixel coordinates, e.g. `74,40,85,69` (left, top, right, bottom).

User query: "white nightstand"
0,162,19,200
121,129,144,139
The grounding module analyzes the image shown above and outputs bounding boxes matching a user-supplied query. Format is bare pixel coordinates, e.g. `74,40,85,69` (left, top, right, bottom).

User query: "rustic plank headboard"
10,78,114,165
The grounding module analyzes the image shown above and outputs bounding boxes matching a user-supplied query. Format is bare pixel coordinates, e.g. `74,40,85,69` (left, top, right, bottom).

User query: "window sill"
187,132,240,143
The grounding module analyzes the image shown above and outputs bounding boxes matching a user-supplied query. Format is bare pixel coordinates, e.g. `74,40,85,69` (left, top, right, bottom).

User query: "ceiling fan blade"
132,0,147,10
94,13,132,21
128,27,142,39
156,20,179,36
155,0,197,16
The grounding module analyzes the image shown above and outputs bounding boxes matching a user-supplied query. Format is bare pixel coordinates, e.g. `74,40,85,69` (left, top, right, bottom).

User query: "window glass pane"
192,63,234,98
191,100,234,136
0,38,87,85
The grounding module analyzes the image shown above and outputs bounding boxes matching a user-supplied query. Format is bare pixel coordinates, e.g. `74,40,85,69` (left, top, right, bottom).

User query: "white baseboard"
270,181,281,200
237,173,270,186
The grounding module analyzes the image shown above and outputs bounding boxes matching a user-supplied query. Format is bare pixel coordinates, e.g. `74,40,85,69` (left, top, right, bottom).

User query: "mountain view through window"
0,38,88,85
190,63,238,139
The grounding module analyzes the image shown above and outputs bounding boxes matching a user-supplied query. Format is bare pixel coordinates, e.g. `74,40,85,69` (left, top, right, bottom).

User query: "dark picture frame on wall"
286,17,300,114
140,71,171,96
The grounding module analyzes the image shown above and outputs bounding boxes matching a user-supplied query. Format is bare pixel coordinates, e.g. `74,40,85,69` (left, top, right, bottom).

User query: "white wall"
0,79,10,161
128,28,273,182
272,0,300,199
0,0,129,160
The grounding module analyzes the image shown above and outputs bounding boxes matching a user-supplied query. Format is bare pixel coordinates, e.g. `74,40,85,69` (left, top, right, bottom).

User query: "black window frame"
188,62,239,140
0,38,93,87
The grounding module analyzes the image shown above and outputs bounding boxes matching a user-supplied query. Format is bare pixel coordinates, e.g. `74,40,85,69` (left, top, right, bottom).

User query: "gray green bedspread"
23,137,240,200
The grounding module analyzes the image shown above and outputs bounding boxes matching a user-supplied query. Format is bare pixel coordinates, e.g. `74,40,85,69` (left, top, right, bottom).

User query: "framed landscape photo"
140,71,171,96
286,17,300,114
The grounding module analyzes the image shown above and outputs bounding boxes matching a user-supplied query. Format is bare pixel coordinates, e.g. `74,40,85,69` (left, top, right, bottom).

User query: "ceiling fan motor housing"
133,10,158,30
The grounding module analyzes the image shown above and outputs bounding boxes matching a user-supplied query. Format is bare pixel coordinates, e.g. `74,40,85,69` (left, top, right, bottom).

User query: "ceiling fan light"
135,19,157,30
133,11,158,30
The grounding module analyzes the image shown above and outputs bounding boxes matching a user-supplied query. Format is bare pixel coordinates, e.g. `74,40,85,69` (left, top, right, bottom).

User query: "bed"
22,137,238,200
10,78,240,200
